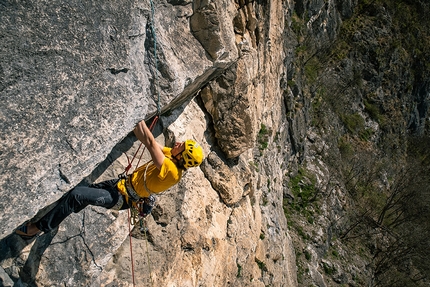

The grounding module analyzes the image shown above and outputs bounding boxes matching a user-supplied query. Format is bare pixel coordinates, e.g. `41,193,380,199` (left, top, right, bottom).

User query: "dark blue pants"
35,179,129,233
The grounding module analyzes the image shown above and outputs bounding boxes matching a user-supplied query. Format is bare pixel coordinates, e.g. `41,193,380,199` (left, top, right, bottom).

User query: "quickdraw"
129,196,156,228
130,202,143,226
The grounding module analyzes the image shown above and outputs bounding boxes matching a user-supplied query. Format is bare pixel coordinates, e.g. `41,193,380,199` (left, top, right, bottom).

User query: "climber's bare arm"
134,120,165,170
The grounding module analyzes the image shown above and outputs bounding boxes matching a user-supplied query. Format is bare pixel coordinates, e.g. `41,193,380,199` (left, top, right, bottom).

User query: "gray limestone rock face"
201,65,255,159
190,0,238,60
0,0,224,240
1,0,143,238
200,151,250,205
0,0,300,286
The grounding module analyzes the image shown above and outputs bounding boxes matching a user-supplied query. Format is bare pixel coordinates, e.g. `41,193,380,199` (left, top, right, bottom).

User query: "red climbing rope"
128,208,136,286
124,115,159,287
127,0,162,284
122,116,159,177
135,115,159,168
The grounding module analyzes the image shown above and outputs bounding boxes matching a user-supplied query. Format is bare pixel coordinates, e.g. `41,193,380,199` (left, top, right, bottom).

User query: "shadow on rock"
0,228,58,286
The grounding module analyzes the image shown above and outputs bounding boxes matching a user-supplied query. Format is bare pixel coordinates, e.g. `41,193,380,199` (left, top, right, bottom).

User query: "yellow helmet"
182,140,204,168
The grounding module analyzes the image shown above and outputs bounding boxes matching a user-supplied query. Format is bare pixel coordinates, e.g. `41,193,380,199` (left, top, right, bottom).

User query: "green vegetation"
249,161,259,172
322,262,336,275
255,258,268,272
288,168,317,210
262,194,269,206
257,123,270,152
287,80,297,89
341,113,364,134
331,250,339,259
283,168,317,248
294,224,310,240
338,136,354,158
304,58,320,84
236,263,242,278
295,251,306,284
285,1,430,286
363,98,381,122
339,112,374,141
291,12,305,37
304,249,312,261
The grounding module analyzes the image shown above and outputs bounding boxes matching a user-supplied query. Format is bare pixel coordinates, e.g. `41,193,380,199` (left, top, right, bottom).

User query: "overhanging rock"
0,0,237,240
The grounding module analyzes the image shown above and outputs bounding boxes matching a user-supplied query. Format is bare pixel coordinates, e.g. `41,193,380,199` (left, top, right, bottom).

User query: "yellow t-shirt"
117,147,182,201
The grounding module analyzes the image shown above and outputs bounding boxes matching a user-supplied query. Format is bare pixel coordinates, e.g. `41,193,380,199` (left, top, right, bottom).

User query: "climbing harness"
119,114,158,226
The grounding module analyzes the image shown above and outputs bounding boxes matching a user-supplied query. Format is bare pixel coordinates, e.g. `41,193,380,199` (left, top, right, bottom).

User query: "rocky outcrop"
200,151,250,206
201,64,255,158
1,0,298,286
283,0,430,286
0,0,213,240
3,0,428,285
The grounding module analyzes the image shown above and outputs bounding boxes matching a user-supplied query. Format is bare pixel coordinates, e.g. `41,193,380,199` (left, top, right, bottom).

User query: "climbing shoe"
15,222,42,240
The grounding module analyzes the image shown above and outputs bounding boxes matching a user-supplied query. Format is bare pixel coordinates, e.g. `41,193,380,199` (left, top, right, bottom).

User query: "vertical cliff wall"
0,0,217,239
1,0,299,286
281,0,430,286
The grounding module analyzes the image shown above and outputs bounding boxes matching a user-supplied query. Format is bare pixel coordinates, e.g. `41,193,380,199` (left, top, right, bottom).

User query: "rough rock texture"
282,0,430,286
200,151,249,206
0,0,215,239
1,0,299,286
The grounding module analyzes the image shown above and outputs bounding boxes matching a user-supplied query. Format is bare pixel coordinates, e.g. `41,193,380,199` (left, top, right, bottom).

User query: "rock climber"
15,119,204,239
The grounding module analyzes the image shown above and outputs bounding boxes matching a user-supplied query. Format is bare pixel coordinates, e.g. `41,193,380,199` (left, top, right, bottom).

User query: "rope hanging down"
120,0,161,178
124,115,157,287
125,1,161,286
127,206,154,287
120,116,159,178
150,0,161,116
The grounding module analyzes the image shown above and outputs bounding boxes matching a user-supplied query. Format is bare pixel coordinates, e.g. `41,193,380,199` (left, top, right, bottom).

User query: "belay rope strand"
150,0,162,116
125,115,158,287
123,0,162,285
120,116,159,178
